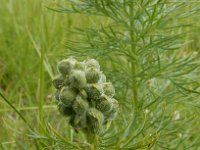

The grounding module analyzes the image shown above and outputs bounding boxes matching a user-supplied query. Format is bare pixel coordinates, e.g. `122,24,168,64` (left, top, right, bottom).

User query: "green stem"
129,1,138,106
38,13,45,136
39,47,44,133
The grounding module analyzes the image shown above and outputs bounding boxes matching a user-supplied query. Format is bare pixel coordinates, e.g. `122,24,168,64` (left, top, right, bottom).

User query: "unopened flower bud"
58,102,75,116
57,59,73,75
85,59,100,70
85,67,100,83
78,89,88,99
84,84,103,100
74,61,85,70
106,98,119,120
69,70,87,89
102,82,115,98
59,87,77,106
52,74,65,89
87,108,104,133
96,94,112,114
73,96,89,114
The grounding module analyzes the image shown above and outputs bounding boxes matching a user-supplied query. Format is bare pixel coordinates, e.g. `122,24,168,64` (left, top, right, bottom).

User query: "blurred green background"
0,0,200,149
0,0,71,149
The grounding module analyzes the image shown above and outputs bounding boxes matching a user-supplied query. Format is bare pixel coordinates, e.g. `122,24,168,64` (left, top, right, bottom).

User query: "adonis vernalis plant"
1,0,200,149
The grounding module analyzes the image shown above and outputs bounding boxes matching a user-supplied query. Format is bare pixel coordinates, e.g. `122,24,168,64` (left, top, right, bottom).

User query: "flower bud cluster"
52,58,119,134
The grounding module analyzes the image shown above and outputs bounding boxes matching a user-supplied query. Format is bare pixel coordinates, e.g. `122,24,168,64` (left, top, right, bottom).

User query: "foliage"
49,0,200,149
0,0,200,149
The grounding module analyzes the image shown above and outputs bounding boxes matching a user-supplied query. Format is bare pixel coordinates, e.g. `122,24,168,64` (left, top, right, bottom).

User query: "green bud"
57,59,74,75
74,61,85,70
78,89,88,99
73,96,89,114
87,108,104,133
84,84,103,100
58,102,75,116
102,82,115,98
59,87,77,106
69,70,87,89
85,67,100,83
105,98,119,120
96,94,113,114
52,74,65,89
85,59,100,70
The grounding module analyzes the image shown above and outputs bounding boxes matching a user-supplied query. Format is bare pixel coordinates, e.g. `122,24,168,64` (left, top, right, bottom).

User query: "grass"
0,0,96,149
0,0,70,149
0,0,200,149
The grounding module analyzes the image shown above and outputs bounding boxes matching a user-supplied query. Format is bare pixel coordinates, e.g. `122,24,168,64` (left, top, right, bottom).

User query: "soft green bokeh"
0,0,200,149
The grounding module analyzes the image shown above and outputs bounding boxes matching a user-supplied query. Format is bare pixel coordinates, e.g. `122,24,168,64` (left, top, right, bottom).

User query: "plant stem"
39,47,44,132
129,1,138,106
38,11,46,136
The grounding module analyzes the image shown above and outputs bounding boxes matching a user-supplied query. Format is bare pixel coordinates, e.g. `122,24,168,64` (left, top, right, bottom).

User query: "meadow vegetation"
0,0,200,149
